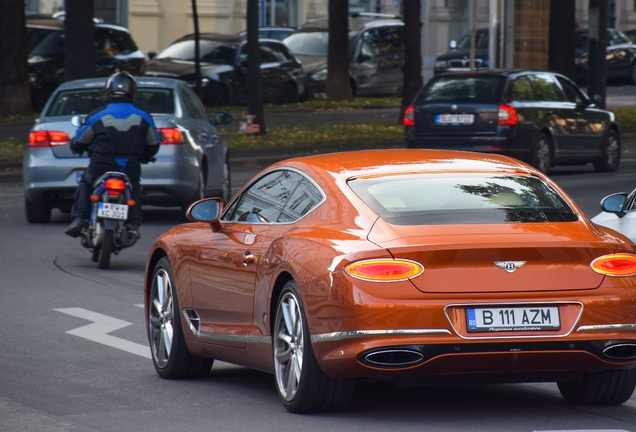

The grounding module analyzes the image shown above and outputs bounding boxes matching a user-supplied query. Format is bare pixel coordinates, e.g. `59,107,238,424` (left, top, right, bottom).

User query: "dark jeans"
71,153,142,226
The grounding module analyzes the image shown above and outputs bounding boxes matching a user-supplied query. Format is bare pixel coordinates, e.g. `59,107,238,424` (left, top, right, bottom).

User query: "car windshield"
456,30,489,49
46,88,175,116
29,29,64,58
156,40,238,65
27,27,58,52
284,31,355,56
348,173,578,225
416,76,503,103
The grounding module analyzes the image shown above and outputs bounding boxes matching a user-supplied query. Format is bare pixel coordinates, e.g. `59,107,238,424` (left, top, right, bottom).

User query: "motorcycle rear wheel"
98,229,114,269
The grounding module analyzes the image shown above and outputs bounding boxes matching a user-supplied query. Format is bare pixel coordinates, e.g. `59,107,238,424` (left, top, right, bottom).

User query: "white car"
592,192,636,242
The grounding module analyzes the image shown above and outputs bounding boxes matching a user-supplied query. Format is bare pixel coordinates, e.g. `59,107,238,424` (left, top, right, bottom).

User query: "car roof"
55,77,182,92
175,32,246,44
298,14,403,32
26,19,132,33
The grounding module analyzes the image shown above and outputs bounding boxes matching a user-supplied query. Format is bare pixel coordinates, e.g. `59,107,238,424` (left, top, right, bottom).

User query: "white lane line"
54,307,151,359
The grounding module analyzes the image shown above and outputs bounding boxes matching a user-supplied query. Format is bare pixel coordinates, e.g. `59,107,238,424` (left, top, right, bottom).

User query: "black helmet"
105,72,137,99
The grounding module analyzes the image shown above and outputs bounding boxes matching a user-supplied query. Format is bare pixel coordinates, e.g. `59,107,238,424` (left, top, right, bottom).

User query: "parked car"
145,149,636,413
283,12,404,99
23,77,233,223
237,26,295,41
404,70,621,175
575,28,636,84
624,28,636,44
27,19,146,111
145,33,304,106
592,188,636,243
433,28,489,75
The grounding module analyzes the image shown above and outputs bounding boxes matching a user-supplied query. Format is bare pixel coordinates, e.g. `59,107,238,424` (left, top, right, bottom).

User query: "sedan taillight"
403,105,415,127
498,103,518,126
28,130,71,147
158,127,184,145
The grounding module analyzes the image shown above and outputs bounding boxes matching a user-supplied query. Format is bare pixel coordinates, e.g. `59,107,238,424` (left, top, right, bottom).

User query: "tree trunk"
0,0,32,115
548,0,576,81
65,0,95,81
247,0,266,135
327,0,351,100
400,0,423,121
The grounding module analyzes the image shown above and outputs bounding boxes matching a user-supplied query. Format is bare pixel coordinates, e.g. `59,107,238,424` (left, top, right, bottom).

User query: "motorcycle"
80,171,139,269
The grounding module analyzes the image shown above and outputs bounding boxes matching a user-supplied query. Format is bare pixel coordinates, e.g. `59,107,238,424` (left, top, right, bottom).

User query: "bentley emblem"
451,104,457,110
494,261,526,273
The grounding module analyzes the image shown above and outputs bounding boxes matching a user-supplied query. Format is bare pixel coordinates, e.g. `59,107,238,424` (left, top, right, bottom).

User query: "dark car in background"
575,28,636,84
283,13,404,99
145,33,304,106
433,28,489,75
23,77,233,223
404,70,620,175
27,19,146,111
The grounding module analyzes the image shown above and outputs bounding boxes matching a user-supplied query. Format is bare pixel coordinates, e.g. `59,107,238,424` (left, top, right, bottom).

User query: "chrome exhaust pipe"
603,343,636,361
362,349,425,368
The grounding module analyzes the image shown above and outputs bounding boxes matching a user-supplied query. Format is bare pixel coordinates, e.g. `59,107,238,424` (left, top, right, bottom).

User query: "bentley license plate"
97,203,128,220
466,305,560,332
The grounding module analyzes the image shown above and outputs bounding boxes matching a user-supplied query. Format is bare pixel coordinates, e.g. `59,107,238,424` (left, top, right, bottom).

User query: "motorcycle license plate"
97,203,128,220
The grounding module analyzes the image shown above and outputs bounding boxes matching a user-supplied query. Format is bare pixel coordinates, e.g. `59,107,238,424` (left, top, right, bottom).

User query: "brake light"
498,103,517,126
158,127,184,144
591,254,636,277
104,178,126,191
345,259,424,282
28,130,72,147
403,105,415,127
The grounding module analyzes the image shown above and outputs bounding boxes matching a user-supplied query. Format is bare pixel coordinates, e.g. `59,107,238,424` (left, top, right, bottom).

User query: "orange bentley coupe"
144,149,636,413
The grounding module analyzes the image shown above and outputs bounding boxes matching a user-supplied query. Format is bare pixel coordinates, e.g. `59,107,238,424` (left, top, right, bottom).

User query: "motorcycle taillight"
104,178,126,191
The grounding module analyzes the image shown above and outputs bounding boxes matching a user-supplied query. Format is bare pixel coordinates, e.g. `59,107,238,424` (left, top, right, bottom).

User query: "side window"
506,75,535,101
529,74,566,102
278,179,324,222
555,76,584,104
272,43,295,62
180,87,206,120
374,25,404,57
94,28,121,57
223,170,303,222
111,30,137,54
260,44,282,64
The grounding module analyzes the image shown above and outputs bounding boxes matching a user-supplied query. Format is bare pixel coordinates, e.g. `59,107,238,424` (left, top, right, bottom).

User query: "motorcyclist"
65,72,160,237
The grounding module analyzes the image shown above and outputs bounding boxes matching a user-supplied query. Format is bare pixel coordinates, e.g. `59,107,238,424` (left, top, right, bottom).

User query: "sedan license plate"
435,114,474,125
466,306,560,332
97,203,128,220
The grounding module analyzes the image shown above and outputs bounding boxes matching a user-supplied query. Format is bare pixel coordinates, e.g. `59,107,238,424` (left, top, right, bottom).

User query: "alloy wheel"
274,291,305,401
535,135,551,174
149,268,174,368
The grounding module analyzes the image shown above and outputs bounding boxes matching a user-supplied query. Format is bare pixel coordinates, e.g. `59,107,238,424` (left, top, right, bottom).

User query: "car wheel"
557,368,636,405
149,257,213,379
273,280,355,413
25,198,51,223
530,132,552,175
594,129,620,172
279,82,298,104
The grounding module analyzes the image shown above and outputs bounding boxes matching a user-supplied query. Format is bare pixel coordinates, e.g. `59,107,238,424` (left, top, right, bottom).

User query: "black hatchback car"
404,70,621,174
27,19,146,111
575,28,636,84
145,33,304,106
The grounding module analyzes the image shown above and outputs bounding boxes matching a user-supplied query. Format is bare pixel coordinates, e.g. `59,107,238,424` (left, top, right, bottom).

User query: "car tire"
149,257,214,379
530,132,552,175
25,198,51,223
273,280,355,413
594,129,620,172
280,82,298,104
557,368,636,405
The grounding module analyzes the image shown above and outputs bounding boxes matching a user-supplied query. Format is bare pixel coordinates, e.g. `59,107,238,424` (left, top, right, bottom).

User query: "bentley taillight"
591,254,636,277
345,259,424,282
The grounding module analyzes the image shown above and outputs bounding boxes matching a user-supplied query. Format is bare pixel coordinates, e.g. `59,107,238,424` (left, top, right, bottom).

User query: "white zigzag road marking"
54,307,150,359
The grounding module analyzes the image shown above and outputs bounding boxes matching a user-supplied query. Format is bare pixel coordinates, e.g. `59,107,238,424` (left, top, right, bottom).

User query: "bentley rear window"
348,174,578,225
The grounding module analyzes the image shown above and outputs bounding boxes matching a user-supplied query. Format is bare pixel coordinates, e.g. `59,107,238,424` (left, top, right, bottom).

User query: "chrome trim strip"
443,301,584,340
182,310,271,343
577,324,636,332
311,329,451,343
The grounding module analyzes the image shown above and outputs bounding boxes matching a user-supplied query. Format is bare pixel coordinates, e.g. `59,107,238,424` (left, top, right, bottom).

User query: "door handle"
242,251,255,265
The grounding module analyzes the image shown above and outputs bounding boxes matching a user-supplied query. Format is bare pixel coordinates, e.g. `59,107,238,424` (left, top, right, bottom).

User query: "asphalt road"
1,159,636,431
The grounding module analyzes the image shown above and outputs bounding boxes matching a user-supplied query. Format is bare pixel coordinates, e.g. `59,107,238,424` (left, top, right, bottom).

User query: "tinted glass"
362,26,403,57
348,174,578,225
30,30,64,58
556,77,584,104
180,87,206,120
27,27,56,52
457,30,489,49
224,170,303,222
157,40,238,65
506,75,534,101
284,32,356,56
529,74,566,102
95,28,122,57
278,179,324,222
416,76,503,103
46,88,174,116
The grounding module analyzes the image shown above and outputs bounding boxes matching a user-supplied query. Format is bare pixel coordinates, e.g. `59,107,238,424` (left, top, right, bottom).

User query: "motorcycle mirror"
71,115,86,128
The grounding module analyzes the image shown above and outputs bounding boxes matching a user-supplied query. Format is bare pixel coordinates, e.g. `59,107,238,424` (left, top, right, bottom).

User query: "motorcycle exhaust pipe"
120,229,139,248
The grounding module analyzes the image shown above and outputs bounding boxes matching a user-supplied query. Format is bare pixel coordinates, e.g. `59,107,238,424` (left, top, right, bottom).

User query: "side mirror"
187,197,224,231
592,94,603,105
71,115,86,128
600,193,627,218
211,111,234,126
449,39,458,50
147,51,157,60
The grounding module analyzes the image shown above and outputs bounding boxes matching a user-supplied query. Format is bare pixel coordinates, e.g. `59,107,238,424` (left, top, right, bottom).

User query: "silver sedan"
23,77,233,223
